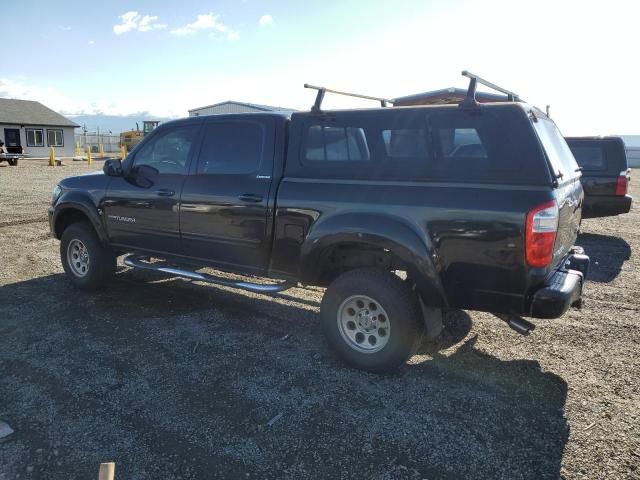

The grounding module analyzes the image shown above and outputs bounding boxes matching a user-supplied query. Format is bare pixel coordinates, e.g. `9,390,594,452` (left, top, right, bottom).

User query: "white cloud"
1,77,88,115
113,12,139,35
0,77,175,118
113,11,166,35
59,25,72,32
8,0,640,134
258,15,273,27
88,40,95,45
138,15,166,32
171,13,238,39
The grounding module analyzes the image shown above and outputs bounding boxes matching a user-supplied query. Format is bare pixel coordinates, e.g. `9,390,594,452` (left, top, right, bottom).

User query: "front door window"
133,126,199,175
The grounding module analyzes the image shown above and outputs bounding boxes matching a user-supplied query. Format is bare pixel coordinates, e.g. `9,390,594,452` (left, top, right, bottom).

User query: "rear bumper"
583,195,632,218
529,252,590,319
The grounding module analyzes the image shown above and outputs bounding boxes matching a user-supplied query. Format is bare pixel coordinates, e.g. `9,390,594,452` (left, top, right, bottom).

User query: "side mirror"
103,158,123,177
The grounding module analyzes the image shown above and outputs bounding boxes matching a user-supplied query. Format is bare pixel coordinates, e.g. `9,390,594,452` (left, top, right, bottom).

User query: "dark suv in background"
566,136,632,218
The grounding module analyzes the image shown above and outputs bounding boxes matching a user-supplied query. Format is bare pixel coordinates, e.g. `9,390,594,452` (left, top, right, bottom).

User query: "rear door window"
197,121,265,174
567,144,606,171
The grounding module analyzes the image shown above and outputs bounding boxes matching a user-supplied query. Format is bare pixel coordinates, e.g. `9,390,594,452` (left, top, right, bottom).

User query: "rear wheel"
60,222,116,290
8,159,17,166
320,269,423,373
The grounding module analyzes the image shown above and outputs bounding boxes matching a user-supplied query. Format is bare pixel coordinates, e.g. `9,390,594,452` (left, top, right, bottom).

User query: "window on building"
26,128,44,147
47,129,64,147
197,122,264,174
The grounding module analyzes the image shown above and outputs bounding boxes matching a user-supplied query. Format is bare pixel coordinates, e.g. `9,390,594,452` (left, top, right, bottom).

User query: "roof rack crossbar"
304,83,393,112
460,70,521,107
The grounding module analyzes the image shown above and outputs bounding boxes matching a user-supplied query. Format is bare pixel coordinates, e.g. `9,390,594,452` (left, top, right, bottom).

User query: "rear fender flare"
300,213,448,307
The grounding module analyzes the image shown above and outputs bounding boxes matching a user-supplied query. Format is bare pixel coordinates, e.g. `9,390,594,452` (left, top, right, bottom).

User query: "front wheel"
60,221,116,290
320,269,423,373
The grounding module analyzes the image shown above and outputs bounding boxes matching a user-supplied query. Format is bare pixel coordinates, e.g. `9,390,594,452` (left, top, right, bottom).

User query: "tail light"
615,171,628,196
526,200,559,268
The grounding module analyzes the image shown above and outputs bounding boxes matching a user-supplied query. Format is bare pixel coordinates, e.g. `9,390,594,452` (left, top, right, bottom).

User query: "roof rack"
304,84,394,112
460,70,521,107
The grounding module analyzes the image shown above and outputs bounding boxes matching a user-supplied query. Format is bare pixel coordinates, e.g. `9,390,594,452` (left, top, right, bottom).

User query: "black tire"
8,159,17,167
60,221,116,290
320,269,423,373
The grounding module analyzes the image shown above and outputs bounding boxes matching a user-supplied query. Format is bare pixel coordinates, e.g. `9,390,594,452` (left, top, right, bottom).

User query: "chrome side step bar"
123,255,292,294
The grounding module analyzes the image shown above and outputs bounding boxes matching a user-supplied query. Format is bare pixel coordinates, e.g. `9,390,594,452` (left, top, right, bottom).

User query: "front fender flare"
52,191,107,243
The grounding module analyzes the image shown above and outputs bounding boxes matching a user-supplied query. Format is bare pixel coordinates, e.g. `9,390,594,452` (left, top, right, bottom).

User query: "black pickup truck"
49,73,589,372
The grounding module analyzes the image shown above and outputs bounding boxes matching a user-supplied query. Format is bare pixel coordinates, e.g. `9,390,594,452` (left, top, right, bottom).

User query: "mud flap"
418,298,444,341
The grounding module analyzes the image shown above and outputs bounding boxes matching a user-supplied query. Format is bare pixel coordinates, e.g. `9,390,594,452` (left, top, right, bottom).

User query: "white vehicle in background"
0,141,26,166
0,152,24,166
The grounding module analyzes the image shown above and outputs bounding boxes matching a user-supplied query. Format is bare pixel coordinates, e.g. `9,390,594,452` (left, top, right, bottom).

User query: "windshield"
532,114,580,182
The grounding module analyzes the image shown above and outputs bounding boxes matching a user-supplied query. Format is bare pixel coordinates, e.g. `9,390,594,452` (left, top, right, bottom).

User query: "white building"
188,100,293,117
0,98,79,157
620,135,640,168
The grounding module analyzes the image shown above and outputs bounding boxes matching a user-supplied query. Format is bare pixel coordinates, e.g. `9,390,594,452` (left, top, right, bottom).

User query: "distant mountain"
67,114,175,135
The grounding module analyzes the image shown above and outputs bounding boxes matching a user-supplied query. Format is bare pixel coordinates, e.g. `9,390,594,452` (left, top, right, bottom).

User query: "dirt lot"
0,159,638,479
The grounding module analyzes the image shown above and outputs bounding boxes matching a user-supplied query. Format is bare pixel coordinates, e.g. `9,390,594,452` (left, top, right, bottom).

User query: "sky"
1,0,639,135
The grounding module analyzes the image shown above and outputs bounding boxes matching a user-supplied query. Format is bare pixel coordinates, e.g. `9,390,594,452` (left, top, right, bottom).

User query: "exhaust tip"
507,317,535,336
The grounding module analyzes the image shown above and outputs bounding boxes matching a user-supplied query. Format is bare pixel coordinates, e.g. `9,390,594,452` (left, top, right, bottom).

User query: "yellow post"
120,145,127,160
99,144,104,158
49,147,55,167
75,142,81,156
87,146,92,166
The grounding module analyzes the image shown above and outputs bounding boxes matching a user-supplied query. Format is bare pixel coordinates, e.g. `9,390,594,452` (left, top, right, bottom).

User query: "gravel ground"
0,159,638,479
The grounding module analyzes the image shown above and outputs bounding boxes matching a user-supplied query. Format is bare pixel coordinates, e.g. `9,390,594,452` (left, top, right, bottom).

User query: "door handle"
238,193,263,203
156,189,175,197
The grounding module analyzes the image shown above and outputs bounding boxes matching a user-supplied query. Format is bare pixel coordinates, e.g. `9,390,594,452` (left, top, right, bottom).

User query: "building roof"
393,87,509,106
0,98,79,127
188,100,295,113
